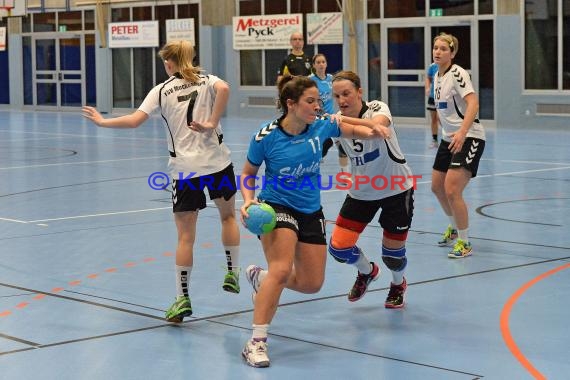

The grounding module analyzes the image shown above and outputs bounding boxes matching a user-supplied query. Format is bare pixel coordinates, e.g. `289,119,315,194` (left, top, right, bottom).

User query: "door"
32,33,84,109
380,19,474,120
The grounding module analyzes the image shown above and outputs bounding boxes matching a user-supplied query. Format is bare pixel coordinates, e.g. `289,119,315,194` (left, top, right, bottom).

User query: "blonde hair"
434,32,459,55
158,40,202,83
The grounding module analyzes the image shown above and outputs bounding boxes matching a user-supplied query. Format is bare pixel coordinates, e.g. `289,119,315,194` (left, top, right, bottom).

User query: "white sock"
252,324,269,341
391,270,404,286
340,165,349,173
354,250,372,274
258,269,267,284
176,265,192,297
224,245,240,272
458,228,469,242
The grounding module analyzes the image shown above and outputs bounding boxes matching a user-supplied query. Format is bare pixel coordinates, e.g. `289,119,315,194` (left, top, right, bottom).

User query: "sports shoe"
242,339,270,368
165,295,192,323
246,265,264,303
437,225,458,247
385,277,407,309
448,239,472,259
429,140,438,148
222,270,240,294
348,262,380,302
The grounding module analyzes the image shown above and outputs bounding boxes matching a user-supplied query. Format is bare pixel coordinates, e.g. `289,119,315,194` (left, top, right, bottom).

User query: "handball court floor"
0,109,568,380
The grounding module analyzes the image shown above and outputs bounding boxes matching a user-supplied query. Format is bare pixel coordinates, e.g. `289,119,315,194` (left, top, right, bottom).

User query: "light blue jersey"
427,63,438,98
247,117,341,213
309,73,334,114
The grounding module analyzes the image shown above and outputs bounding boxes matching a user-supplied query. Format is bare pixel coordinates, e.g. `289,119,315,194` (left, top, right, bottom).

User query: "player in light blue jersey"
426,62,439,147
309,53,350,174
240,75,388,368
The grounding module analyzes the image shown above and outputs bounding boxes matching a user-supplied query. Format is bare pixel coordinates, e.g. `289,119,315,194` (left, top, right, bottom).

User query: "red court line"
500,262,570,380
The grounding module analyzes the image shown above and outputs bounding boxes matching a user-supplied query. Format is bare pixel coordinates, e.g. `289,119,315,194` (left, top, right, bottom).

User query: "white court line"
0,129,252,146
404,153,570,166
0,217,29,224
0,129,164,141
322,165,570,193
17,199,246,224
1,165,568,224
0,156,165,171
26,207,172,223
0,151,248,171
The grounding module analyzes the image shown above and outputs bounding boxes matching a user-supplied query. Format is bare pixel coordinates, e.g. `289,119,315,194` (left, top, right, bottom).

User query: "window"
237,0,342,87
525,0,568,90
110,3,200,108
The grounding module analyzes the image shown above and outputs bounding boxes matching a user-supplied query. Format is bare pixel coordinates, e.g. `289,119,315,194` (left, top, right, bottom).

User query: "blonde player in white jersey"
327,71,415,309
431,33,486,259
82,40,241,322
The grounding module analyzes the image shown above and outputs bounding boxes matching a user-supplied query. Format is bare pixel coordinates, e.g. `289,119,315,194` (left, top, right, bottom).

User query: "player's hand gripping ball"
245,203,276,235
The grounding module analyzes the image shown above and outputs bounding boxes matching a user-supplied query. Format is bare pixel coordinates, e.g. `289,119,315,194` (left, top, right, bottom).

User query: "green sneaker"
448,239,473,259
165,295,192,323
437,225,458,247
222,270,240,294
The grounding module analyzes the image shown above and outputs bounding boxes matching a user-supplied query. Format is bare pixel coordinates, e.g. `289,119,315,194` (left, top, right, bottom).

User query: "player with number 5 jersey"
328,70,414,309
431,32,486,259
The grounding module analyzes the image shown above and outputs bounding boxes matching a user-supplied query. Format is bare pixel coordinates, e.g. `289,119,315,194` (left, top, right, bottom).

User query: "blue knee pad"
382,246,407,272
328,244,361,264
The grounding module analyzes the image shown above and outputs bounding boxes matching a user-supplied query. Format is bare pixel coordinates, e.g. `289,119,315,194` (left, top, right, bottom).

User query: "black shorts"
338,188,414,235
432,138,485,177
171,164,237,212
263,201,326,245
426,97,436,111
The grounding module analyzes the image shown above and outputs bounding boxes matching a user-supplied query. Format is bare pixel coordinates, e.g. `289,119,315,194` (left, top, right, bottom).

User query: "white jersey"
434,64,485,141
338,100,415,201
138,73,231,177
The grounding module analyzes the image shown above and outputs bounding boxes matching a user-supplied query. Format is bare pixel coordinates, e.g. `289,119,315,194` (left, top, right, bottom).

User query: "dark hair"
276,75,317,113
312,53,326,65
332,70,362,89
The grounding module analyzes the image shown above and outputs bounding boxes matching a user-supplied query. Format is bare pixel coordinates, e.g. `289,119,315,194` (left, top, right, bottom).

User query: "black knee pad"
382,256,407,272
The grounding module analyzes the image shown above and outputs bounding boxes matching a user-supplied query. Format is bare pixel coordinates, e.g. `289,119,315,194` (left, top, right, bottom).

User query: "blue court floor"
0,109,569,379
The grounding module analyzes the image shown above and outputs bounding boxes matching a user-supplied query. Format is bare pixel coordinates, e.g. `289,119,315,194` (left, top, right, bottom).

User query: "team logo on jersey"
368,101,382,112
255,121,278,141
452,68,466,88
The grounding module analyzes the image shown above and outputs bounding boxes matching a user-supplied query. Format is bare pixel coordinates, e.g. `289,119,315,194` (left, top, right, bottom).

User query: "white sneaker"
242,339,270,368
246,265,264,303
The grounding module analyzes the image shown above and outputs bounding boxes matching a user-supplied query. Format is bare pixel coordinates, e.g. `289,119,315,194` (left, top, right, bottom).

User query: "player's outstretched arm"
82,106,148,129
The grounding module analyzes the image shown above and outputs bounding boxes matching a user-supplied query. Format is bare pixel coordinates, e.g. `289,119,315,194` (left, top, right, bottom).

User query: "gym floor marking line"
0,236,251,318
0,252,171,318
500,262,570,380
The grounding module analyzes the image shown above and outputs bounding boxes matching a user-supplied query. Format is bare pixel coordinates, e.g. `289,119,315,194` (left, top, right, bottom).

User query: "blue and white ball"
245,203,276,235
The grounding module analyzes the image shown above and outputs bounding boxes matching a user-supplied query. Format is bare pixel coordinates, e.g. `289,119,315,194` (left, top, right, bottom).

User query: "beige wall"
497,0,520,15
202,0,234,26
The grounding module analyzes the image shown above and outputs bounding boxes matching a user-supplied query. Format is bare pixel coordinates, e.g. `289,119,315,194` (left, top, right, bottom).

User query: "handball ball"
245,203,276,235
